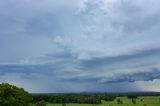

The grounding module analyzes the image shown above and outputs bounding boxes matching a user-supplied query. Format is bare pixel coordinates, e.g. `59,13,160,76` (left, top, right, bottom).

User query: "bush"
132,99,136,104
62,103,66,106
117,99,123,104
35,100,46,106
0,83,31,106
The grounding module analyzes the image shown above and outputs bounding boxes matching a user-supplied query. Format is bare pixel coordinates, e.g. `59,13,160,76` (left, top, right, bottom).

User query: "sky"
1,0,160,93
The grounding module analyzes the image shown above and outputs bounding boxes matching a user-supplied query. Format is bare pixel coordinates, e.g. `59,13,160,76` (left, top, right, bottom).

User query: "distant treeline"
30,92,160,104
30,93,115,104
115,92,160,98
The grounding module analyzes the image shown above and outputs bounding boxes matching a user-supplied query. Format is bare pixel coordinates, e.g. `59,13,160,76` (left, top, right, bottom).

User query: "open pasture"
33,96,160,106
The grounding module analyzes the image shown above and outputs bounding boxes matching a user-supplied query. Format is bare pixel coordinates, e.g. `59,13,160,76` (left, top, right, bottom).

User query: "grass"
33,96,160,106
101,96,160,106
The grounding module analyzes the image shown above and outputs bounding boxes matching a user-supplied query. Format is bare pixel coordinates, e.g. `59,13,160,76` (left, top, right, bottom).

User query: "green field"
33,96,160,106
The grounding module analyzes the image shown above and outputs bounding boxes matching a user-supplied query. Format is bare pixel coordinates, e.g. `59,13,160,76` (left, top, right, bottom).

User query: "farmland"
32,96,160,106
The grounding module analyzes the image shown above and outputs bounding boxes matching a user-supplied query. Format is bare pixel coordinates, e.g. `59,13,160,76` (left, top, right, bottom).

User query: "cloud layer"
1,0,160,92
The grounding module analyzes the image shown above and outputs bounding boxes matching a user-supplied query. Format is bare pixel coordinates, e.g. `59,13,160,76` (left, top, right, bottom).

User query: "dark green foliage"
31,93,103,104
62,103,66,106
100,94,116,101
0,83,31,106
127,95,138,99
35,100,46,106
123,92,160,98
140,99,143,101
30,92,160,104
117,99,123,104
144,104,147,106
132,99,136,104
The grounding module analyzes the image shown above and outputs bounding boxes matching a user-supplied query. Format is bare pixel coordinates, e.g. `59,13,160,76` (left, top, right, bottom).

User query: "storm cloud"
1,0,160,92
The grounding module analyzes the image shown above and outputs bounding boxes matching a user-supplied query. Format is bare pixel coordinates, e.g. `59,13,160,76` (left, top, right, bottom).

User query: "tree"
35,100,46,106
117,99,123,104
62,103,66,106
132,99,136,104
0,83,31,106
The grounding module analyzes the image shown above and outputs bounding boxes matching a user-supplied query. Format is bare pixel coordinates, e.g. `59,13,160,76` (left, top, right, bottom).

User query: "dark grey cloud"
81,48,160,68
104,68,160,83
2,48,160,84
